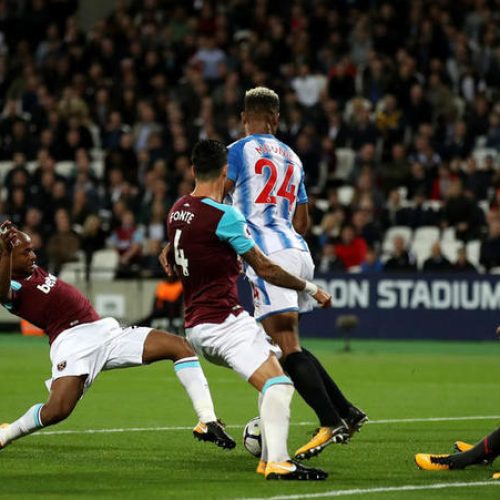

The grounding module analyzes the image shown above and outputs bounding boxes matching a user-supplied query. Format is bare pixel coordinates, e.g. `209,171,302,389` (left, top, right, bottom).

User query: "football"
242,416,262,457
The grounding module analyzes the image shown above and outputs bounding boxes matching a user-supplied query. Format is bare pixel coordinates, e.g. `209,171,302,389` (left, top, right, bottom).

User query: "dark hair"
191,139,227,181
244,86,280,115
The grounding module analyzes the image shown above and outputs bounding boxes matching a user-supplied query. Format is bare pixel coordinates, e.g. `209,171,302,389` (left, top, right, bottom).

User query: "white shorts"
246,248,315,321
185,311,280,381
46,317,152,392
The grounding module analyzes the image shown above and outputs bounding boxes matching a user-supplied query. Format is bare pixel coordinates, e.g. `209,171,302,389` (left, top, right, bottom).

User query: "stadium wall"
0,275,498,340
237,274,500,341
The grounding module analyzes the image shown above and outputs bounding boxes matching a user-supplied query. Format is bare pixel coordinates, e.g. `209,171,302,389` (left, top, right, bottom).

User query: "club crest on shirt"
57,361,67,371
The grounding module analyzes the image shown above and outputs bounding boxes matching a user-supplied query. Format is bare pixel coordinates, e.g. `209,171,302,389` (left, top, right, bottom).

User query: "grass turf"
0,334,499,499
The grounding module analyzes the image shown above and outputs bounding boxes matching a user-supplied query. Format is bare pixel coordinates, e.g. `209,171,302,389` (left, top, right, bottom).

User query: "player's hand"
496,325,500,339
159,243,175,277
0,221,20,254
313,287,332,308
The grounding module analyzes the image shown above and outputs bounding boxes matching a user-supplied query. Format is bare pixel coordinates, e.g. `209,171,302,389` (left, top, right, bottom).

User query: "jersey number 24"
254,159,296,208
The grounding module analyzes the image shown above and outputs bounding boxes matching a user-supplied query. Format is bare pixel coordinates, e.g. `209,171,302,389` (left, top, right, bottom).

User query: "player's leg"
0,375,85,449
301,347,367,434
247,354,326,480
114,327,234,449
416,427,500,471
261,312,349,460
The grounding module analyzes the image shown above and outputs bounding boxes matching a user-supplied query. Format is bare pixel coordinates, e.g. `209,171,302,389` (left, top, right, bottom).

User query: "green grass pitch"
1,334,500,499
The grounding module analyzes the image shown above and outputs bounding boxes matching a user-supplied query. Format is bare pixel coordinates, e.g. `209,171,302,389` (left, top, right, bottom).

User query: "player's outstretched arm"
242,246,331,308
0,221,17,303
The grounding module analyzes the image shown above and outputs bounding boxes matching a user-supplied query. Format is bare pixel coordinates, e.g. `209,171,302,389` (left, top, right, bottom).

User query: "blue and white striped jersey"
227,134,309,255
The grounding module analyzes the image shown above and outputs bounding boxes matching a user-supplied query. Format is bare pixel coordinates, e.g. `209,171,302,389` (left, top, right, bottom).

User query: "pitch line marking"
34,414,500,437
237,480,500,500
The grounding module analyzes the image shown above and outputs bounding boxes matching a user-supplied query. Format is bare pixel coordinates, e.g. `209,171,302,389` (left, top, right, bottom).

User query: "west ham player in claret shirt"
0,221,235,452
160,140,332,480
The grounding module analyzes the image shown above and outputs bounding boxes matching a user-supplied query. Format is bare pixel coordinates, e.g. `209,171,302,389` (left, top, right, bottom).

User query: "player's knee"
41,401,74,426
275,333,301,359
172,337,195,361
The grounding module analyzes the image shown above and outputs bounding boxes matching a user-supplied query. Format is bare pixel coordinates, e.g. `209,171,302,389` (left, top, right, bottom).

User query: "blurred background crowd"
0,0,499,279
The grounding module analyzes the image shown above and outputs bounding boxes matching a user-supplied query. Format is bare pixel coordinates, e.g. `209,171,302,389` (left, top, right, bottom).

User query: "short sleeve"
215,206,255,255
2,280,21,311
297,166,308,204
227,142,244,183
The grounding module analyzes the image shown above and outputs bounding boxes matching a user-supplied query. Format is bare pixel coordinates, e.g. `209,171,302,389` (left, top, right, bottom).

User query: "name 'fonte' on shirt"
169,210,195,224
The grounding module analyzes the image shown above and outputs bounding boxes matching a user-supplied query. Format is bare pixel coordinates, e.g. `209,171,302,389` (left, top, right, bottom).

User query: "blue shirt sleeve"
215,206,255,255
2,280,21,310
297,166,308,204
227,142,243,183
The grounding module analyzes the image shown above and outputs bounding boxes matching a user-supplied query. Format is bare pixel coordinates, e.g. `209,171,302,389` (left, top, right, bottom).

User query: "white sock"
260,376,294,463
258,392,268,462
1,404,44,446
174,357,217,423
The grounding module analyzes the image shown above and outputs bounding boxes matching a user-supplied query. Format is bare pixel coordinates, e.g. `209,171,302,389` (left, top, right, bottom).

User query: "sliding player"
225,87,366,460
161,139,331,480
0,222,234,452
416,325,500,479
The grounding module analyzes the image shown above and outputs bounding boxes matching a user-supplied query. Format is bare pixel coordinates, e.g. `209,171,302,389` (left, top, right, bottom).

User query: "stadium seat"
59,262,86,283
466,240,481,267
337,185,354,205
413,226,440,245
440,240,462,263
55,161,74,178
0,161,13,183
473,148,498,168
410,240,432,269
441,227,457,241
90,249,119,280
382,226,413,254
333,148,355,180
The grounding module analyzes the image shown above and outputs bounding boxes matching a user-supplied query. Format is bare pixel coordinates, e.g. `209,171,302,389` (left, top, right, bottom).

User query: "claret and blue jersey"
227,133,309,256
167,195,255,328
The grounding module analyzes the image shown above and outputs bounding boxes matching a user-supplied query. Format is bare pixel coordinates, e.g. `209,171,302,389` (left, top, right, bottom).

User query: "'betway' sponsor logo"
37,273,57,294
313,279,500,310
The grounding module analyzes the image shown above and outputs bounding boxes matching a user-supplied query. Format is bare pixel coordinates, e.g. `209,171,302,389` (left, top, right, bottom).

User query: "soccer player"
224,86,366,460
161,139,331,480
415,325,500,479
0,221,235,452
416,427,500,478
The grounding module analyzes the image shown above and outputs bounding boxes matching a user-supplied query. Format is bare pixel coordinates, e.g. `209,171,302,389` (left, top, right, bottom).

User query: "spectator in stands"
403,190,441,228
452,247,477,273
485,112,500,148
80,214,107,276
0,0,498,275
422,242,453,272
442,179,483,241
480,218,500,271
351,208,381,247
46,208,81,275
141,200,166,277
384,235,417,272
334,224,367,271
110,209,144,277
318,239,344,273
380,144,411,194
360,247,383,273
320,206,345,245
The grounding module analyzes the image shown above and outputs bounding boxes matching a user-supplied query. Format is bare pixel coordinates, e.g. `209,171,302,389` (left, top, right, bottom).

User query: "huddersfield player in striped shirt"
225,87,367,460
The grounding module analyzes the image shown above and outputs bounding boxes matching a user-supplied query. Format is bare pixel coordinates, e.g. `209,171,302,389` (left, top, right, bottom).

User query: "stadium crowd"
0,0,499,277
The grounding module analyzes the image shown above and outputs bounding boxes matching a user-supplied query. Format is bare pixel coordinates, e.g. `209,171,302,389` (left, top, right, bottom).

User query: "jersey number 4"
254,159,296,207
173,229,189,276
